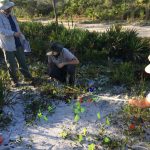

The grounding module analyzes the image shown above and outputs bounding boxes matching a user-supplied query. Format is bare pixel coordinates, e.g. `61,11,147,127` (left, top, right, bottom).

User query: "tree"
52,0,58,23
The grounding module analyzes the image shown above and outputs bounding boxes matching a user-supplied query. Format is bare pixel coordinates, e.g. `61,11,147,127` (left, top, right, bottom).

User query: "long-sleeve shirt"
0,12,25,51
7,15,22,48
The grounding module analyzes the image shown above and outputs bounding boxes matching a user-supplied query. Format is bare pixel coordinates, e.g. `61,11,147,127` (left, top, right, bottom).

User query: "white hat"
145,64,150,74
46,51,53,56
0,0,15,10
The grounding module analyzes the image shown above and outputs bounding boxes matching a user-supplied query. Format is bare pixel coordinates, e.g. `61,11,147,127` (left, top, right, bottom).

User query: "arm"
63,57,79,65
57,48,79,68
57,58,79,68
0,26,15,37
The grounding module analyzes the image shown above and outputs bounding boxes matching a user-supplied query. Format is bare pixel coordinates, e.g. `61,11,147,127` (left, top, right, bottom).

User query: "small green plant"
78,134,83,143
82,127,87,136
24,97,54,123
88,143,95,150
97,112,101,120
73,102,85,123
59,125,71,139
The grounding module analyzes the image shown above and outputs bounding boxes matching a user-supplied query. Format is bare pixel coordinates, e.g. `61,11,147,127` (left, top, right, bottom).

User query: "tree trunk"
52,0,58,24
62,0,65,9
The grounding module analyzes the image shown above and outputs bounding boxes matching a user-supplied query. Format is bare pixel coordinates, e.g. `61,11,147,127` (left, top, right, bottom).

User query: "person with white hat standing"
0,0,32,87
128,55,150,108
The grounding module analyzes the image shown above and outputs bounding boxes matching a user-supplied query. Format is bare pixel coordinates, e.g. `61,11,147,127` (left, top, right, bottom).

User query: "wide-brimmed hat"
0,0,15,10
145,64,150,74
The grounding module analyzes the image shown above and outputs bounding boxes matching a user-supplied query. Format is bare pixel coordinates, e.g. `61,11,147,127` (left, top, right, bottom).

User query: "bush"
100,25,150,63
111,62,135,85
20,22,150,63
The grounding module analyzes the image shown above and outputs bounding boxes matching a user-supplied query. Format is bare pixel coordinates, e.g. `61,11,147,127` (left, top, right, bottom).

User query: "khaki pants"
3,47,31,82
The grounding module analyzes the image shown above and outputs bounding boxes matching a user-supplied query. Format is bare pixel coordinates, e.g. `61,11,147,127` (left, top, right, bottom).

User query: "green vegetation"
13,0,150,22
20,22,150,64
0,15,150,148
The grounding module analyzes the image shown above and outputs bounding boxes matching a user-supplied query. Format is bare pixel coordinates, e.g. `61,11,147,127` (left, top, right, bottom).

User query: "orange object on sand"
128,98,150,108
79,97,83,103
129,123,135,130
0,134,3,145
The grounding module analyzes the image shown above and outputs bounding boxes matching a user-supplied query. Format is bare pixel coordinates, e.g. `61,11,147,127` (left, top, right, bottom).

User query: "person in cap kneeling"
128,55,150,108
0,0,32,87
47,42,79,85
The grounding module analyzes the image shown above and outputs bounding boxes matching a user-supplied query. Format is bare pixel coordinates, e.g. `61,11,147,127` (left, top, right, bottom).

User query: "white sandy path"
34,20,150,38
0,89,125,150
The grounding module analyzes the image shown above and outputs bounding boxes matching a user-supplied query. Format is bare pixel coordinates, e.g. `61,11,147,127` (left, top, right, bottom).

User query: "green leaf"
43,116,48,121
74,108,80,114
83,127,87,136
53,90,57,94
74,114,80,122
38,111,42,118
97,112,101,120
78,134,83,143
80,107,85,113
76,102,81,108
88,143,95,150
106,117,110,125
60,131,68,138
48,106,53,112
93,96,99,102
103,137,111,144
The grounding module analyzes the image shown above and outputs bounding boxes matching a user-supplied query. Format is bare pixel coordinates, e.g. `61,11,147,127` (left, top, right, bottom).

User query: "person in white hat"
128,55,150,108
0,0,32,87
47,42,79,85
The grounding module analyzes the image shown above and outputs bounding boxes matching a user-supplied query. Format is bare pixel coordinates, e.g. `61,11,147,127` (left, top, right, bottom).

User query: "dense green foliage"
20,22,150,63
13,0,150,21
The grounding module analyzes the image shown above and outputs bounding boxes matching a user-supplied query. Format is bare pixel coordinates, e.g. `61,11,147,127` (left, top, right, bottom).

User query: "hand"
57,62,65,68
14,32,21,37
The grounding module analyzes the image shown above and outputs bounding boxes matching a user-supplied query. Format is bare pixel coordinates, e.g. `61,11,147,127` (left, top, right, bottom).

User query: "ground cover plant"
0,58,149,149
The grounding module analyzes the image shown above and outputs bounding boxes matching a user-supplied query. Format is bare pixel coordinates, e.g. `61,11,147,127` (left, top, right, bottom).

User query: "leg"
49,63,67,83
3,50,18,83
14,47,32,79
67,65,76,85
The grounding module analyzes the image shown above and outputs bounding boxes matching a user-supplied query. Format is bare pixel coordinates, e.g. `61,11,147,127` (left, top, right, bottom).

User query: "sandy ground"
0,88,127,150
33,20,150,38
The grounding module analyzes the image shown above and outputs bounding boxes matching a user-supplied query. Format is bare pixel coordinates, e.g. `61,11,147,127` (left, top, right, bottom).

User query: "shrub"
111,62,135,85
100,25,150,63
20,22,150,63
